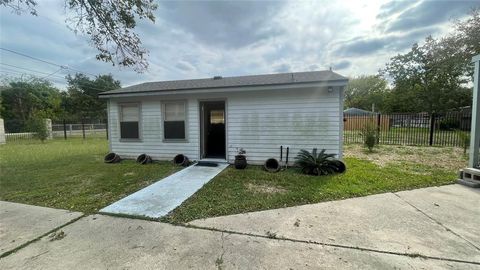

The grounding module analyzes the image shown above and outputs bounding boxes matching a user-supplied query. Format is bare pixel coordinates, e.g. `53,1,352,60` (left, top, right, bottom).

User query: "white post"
469,55,480,168
45,118,53,140
0,119,5,144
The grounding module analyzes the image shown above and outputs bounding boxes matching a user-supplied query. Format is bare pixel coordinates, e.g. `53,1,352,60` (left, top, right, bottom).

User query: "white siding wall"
226,88,340,164
107,86,342,165
108,98,200,160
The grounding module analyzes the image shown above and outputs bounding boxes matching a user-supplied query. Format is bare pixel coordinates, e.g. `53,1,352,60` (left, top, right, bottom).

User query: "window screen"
120,104,140,139
164,102,186,139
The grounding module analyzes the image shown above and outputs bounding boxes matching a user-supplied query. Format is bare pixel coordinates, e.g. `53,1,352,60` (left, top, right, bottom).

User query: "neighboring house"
343,108,387,131
343,107,376,116
99,70,348,165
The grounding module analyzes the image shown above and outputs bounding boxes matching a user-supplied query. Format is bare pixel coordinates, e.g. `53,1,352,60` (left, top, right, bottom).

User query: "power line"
0,69,116,92
0,47,65,69
0,70,21,76
40,68,64,80
0,69,67,84
0,68,34,76
0,49,120,92
0,47,97,77
0,47,122,88
0,63,66,79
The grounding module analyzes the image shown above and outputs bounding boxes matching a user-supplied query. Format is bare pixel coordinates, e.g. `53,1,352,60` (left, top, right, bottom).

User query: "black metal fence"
344,111,472,147
52,122,107,139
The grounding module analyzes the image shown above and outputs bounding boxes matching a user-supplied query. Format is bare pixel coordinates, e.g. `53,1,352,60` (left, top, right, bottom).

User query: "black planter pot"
234,155,247,169
264,158,280,172
104,152,121,163
173,154,189,167
136,154,152,165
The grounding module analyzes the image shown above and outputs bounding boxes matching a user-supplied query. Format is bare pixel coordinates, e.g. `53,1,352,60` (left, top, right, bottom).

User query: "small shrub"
439,119,460,131
26,117,49,142
457,130,470,155
360,123,377,152
294,148,345,176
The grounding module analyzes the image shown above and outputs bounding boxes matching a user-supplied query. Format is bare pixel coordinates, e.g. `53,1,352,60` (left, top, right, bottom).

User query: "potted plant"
234,148,247,169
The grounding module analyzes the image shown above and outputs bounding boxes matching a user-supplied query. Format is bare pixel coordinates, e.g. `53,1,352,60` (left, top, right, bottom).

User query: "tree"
0,78,62,132
27,113,49,142
452,8,480,77
382,36,472,113
66,73,120,121
0,0,157,72
381,9,479,113
344,75,389,112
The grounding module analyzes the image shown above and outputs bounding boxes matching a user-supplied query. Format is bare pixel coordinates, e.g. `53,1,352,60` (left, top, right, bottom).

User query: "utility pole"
469,54,480,168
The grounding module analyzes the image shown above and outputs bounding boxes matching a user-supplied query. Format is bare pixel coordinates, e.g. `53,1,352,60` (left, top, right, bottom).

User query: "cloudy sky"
0,0,478,89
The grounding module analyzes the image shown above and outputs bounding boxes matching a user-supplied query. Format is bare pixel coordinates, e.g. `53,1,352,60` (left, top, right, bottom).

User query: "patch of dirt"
265,230,277,238
49,230,66,241
293,219,300,227
245,183,287,194
123,172,135,177
344,144,467,171
65,174,102,194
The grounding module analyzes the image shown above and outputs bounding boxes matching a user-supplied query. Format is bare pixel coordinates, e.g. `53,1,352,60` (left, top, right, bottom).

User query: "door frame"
199,99,227,160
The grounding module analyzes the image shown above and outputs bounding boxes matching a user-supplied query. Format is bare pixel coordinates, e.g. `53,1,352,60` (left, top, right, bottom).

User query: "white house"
99,70,348,165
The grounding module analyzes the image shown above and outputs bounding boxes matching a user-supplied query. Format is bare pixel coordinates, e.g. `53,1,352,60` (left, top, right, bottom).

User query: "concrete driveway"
0,184,479,269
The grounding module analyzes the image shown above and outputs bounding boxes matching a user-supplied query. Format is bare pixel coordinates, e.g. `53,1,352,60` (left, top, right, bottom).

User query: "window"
210,110,224,124
164,102,186,140
120,104,140,139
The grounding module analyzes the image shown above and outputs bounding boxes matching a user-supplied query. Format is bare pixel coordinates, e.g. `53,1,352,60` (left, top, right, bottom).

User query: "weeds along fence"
343,110,472,147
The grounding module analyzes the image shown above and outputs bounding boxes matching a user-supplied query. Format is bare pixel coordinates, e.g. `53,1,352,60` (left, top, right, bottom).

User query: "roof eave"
98,79,348,98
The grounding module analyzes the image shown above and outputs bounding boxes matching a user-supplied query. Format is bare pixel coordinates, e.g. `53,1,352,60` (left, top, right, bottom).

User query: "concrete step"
463,167,480,175
458,168,480,188
457,178,480,188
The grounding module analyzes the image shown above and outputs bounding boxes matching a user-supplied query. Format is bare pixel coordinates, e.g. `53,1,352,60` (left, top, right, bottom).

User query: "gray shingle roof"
99,70,348,96
344,108,377,116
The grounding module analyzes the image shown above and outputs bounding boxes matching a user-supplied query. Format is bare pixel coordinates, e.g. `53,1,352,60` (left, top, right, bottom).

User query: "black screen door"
200,101,226,159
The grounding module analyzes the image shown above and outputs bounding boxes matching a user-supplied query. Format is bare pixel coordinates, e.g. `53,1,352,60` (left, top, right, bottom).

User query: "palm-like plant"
294,149,346,176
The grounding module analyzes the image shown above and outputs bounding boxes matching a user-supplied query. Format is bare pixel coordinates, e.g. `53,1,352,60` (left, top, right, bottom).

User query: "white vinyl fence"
5,123,107,142
5,132,36,141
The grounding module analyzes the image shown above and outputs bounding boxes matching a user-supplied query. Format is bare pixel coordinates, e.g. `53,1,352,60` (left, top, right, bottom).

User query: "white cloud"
0,0,476,89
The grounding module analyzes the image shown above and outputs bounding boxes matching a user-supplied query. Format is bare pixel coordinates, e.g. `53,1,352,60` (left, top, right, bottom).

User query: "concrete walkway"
100,162,229,218
1,184,479,269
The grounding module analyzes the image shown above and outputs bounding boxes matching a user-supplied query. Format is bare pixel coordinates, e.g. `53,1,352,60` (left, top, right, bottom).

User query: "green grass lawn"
1,139,465,223
163,145,464,223
0,138,179,213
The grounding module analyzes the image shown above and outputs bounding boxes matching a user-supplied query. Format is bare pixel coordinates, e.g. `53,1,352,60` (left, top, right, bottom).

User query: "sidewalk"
1,185,478,269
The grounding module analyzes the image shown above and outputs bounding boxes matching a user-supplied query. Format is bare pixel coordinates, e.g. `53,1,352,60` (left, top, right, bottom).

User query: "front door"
200,101,226,159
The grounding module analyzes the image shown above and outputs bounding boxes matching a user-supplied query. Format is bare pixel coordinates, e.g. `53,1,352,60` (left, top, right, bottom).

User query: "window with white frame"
164,102,186,140
119,104,140,139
